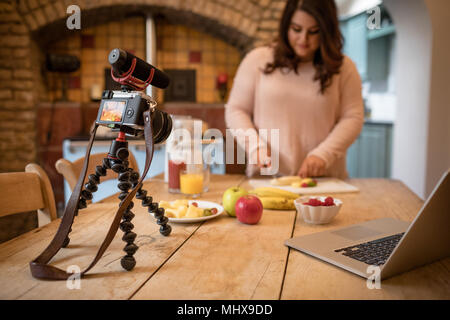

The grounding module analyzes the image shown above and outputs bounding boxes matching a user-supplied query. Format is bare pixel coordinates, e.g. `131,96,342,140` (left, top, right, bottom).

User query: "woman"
225,0,364,179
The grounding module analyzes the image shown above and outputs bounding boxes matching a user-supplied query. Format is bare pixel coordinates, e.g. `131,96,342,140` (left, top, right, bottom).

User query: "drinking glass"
180,164,205,198
167,153,185,193
202,163,210,193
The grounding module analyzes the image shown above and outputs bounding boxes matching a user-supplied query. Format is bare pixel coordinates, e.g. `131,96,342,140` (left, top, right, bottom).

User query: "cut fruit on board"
249,177,359,194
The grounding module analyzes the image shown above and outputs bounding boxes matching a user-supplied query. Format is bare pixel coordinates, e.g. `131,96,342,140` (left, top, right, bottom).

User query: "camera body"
94,48,172,142
96,90,150,134
96,89,172,143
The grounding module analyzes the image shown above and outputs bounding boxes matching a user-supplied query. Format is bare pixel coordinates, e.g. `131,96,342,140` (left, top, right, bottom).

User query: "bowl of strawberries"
294,196,342,224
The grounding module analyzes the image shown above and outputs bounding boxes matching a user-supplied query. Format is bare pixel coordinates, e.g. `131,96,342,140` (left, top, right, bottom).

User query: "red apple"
235,195,263,225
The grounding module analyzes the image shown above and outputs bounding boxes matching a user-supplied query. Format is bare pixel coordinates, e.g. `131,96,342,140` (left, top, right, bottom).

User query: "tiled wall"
155,21,241,104
36,17,244,209
2,0,282,174
45,17,241,104
46,16,146,103
0,0,282,233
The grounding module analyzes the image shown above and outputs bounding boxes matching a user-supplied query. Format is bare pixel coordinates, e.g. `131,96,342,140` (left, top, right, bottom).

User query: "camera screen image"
100,101,126,122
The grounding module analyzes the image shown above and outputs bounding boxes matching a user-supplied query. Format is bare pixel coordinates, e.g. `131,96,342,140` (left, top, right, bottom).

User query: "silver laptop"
285,169,450,280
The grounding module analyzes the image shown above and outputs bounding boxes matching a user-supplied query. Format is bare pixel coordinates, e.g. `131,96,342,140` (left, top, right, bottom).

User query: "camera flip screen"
100,101,126,122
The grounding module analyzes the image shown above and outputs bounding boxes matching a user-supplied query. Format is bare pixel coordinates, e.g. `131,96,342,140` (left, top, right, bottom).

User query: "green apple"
222,186,248,217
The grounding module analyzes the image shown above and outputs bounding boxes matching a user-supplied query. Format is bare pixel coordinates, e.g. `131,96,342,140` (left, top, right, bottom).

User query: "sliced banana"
270,176,302,186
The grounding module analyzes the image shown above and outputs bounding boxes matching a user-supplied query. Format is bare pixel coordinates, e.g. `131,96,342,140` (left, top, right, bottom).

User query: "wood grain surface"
0,176,448,300
132,177,295,299
0,175,243,299
281,179,450,300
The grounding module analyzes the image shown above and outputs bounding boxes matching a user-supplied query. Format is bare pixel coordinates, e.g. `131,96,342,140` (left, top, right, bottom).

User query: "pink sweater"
225,46,364,179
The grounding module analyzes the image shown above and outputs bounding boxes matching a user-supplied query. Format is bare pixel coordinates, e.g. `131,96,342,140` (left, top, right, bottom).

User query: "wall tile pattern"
0,0,286,174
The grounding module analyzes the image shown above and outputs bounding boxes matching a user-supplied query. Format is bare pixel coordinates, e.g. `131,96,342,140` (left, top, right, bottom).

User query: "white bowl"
294,196,342,224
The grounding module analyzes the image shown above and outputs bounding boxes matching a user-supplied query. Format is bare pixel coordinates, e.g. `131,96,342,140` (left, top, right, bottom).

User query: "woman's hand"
250,146,272,169
298,155,326,178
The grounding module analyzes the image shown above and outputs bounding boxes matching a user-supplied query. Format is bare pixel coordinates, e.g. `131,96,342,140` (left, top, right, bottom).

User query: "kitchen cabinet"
340,9,395,82
62,138,225,203
346,122,393,178
341,14,369,81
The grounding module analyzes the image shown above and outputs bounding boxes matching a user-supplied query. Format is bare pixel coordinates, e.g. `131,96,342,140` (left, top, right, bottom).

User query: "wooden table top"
0,174,449,300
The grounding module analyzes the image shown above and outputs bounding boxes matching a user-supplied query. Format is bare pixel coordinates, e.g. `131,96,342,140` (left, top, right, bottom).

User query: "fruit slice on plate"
158,200,223,222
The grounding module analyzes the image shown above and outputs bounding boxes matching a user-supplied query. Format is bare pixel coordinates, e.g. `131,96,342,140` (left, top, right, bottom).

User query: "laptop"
285,169,450,280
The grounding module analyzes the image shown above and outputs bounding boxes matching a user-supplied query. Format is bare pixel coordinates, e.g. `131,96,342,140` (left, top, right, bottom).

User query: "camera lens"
151,109,172,144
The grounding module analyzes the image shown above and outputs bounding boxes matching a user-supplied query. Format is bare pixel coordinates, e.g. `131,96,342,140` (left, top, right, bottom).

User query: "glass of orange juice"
180,164,204,198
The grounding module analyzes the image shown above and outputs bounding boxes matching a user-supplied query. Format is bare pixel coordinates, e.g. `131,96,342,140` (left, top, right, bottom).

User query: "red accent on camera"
116,131,126,142
110,58,155,91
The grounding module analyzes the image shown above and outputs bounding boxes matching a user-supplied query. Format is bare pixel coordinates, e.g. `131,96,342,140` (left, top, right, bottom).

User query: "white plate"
155,200,224,224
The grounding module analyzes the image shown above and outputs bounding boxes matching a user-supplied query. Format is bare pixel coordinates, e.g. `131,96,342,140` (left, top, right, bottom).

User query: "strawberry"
324,197,334,206
307,198,322,206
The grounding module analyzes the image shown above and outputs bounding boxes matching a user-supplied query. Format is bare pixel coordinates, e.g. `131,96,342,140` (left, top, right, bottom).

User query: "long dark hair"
264,0,344,94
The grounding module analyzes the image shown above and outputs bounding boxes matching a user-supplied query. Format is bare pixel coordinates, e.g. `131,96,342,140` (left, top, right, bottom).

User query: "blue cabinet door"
358,125,388,177
346,136,360,178
61,140,167,203
346,123,392,178
342,14,369,81
62,139,226,203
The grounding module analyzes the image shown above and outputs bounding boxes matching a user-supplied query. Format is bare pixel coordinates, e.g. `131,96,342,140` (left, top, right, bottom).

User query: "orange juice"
180,173,204,196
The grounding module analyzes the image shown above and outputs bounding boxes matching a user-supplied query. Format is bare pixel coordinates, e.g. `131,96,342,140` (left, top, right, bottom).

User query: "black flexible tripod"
61,131,172,271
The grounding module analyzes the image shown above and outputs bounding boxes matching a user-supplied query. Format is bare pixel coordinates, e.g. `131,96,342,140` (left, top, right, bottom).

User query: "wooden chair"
55,152,139,192
0,164,58,243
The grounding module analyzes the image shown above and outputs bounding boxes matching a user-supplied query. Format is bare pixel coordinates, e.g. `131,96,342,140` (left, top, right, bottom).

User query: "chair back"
55,152,139,191
0,164,57,239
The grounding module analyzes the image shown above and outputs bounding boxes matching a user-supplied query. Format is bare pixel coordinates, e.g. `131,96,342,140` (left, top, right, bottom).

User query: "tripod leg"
62,158,109,248
131,174,172,237
111,148,138,271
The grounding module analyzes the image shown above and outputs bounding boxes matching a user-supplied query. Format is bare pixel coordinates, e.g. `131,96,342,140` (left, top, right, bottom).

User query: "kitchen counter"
364,118,394,125
61,136,226,203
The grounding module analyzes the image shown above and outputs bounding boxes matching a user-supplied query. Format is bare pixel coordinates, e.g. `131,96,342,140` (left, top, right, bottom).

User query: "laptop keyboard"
334,233,405,266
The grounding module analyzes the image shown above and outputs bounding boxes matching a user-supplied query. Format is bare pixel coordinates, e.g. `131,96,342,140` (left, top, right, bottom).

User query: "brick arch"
0,0,285,174
16,0,271,52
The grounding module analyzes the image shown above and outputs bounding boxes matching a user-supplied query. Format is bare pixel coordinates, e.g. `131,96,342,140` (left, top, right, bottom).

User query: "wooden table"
0,175,449,300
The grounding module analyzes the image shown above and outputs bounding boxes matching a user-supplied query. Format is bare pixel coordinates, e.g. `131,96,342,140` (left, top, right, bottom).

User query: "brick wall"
45,16,147,103
0,0,287,175
0,0,289,200
155,21,242,104
0,1,36,172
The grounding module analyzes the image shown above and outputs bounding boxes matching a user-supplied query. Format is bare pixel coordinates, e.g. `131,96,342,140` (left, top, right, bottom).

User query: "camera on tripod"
29,49,177,280
95,48,173,142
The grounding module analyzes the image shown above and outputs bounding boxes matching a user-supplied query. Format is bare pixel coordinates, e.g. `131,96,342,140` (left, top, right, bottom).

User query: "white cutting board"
249,177,359,194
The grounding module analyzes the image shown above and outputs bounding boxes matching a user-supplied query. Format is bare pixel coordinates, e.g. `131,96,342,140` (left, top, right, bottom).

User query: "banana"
270,176,302,186
259,197,295,210
291,178,317,188
249,187,299,199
